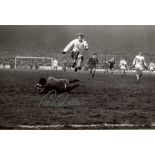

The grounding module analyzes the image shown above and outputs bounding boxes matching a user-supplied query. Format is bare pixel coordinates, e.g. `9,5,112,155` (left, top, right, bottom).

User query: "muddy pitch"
0,69,155,129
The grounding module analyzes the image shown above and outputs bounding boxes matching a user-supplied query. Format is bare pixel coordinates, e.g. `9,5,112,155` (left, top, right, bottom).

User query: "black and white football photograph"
1,1,155,155
0,25,155,129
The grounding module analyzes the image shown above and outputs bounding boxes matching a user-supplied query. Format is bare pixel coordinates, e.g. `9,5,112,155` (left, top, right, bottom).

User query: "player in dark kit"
108,57,115,73
87,53,99,79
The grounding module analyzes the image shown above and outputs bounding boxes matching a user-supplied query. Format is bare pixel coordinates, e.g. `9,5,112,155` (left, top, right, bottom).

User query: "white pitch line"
19,125,64,129
70,124,101,127
19,123,155,129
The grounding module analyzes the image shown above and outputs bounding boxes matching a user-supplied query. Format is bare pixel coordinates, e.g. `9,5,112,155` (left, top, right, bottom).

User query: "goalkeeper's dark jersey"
88,58,99,69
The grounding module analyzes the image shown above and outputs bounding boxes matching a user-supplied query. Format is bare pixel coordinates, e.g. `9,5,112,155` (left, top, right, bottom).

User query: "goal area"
15,56,53,69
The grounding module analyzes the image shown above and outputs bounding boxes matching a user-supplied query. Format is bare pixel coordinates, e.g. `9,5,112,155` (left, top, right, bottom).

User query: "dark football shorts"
109,65,114,70
71,51,83,61
71,52,79,60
